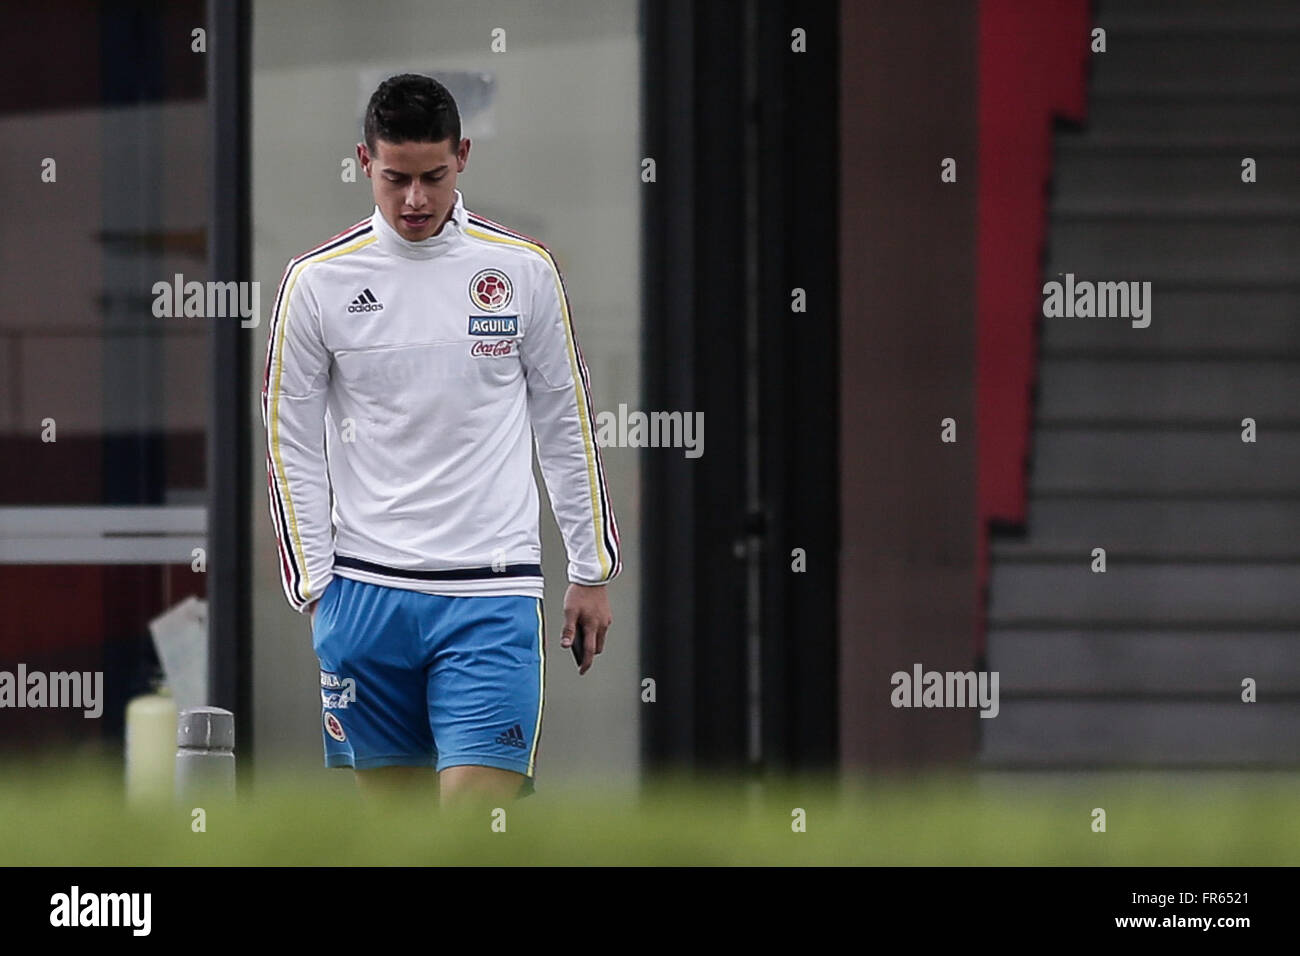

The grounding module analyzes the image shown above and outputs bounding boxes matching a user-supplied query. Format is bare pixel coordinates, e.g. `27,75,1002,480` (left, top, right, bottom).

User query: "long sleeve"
261,263,335,612
521,253,622,586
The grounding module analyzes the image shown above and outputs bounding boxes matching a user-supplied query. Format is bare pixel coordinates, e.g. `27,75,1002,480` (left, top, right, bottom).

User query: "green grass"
2,758,1297,865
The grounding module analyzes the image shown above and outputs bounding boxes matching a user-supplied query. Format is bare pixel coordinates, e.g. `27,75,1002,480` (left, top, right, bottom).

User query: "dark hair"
363,73,461,155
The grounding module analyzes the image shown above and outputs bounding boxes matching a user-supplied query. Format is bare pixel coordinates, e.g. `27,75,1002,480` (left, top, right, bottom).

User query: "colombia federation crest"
469,268,513,312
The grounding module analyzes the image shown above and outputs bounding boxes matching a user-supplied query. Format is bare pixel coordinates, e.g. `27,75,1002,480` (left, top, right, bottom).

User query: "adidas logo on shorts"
494,723,528,749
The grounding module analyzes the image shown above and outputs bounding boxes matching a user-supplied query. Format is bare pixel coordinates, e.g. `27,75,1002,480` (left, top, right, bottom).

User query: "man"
261,74,620,807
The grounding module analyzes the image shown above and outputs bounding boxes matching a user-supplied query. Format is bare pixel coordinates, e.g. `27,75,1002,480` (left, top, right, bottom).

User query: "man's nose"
405,183,428,209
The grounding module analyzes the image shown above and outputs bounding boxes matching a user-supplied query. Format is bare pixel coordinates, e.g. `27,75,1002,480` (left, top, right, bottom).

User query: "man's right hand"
306,580,332,621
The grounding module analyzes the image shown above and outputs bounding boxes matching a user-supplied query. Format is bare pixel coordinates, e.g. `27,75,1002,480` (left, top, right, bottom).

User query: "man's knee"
354,765,438,801
438,765,527,806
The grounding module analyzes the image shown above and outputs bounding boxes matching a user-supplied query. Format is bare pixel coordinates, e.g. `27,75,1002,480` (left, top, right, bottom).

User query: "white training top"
261,189,621,613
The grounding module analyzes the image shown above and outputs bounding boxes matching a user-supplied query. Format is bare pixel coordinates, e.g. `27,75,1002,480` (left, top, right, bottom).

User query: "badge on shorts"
324,712,347,742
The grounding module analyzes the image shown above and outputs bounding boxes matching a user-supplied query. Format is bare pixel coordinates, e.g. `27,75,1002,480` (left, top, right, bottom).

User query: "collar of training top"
371,189,468,260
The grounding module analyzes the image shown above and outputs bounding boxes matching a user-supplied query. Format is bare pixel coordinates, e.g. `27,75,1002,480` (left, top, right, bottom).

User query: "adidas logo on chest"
347,288,384,313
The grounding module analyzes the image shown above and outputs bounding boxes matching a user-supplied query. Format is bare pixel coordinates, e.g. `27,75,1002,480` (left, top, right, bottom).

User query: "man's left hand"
562,583,612,675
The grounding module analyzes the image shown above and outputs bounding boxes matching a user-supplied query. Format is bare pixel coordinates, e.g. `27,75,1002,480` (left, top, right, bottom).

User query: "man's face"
358,135,470,241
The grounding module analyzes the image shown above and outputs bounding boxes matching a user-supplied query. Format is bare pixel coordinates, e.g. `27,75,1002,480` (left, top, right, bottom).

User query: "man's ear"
356,142,371,177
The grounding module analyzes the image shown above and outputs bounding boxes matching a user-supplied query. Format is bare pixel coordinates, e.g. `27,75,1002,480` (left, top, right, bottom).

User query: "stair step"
1032,428,1300,494
1034,357,1300,421
1039,289,1300,353
988,561,1300,623
1097,0,1300,31
994,497,1300,557
1084,93,1300,140
1052,149,1300,207
1094,81,1300,96
1090,33,1300,91
979,700,1300,766
1046,219,1300,282
1055,203,1300,220
987,630,1300,694
1057,137,1300,152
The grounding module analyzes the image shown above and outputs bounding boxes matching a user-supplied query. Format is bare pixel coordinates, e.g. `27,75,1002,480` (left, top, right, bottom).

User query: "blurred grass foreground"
2,756,1298,865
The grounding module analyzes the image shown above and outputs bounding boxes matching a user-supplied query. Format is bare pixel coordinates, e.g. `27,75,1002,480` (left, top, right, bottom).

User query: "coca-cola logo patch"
471,339,516,358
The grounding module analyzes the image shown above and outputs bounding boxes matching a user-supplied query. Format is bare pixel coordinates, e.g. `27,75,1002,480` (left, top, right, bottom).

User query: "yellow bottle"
125,681,177,807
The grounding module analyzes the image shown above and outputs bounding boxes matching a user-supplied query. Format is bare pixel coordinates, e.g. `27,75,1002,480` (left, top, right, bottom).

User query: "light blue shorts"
312,576,545,791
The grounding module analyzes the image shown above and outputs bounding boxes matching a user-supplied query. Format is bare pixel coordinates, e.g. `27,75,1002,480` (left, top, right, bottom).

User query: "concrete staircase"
982,0,1300,767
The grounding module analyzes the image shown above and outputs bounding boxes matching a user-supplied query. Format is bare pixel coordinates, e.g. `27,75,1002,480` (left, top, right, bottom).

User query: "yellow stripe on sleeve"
267,235,377,600
464,227,612,579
